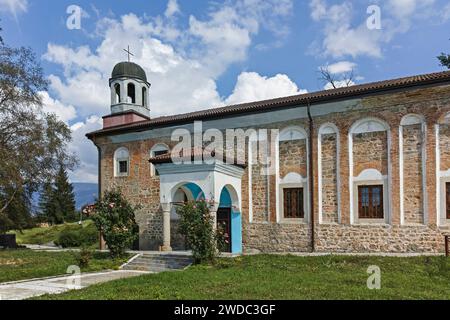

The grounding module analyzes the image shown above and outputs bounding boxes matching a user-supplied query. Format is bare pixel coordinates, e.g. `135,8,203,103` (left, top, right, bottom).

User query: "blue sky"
1,0,450,182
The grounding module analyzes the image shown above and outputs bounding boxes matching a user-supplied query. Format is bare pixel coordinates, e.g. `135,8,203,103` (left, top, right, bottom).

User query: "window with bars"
118,160,128,175
283,188,304,219
358,185,384,219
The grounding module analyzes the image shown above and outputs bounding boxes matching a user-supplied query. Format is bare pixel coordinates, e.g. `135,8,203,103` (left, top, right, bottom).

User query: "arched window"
348,118,390,224
127,83,136,104
114,147,130,177
277,126,309,223
142,87,147,107
114,83,121,104
150,143,170,177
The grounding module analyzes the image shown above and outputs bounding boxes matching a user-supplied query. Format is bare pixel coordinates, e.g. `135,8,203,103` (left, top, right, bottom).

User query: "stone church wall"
94,84,450,253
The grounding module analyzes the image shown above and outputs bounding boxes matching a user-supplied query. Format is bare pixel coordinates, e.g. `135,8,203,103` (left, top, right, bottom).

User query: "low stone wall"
243,222,448,254
243,222,311,253
315,224,447,253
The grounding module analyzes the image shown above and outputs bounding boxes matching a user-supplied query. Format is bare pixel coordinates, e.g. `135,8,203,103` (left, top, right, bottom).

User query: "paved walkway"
0,270,149,300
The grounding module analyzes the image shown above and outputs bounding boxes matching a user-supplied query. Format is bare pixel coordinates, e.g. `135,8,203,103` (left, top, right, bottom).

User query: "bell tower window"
127,83,136,104
114,83,121,104
142,87,147,107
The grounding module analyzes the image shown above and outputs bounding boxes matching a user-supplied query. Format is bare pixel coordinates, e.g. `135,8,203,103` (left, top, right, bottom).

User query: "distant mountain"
32,183,98,212
72,183,98,210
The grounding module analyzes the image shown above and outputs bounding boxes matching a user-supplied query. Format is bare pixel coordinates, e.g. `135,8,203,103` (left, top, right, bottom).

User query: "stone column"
161,203,172,252
209,203,219,231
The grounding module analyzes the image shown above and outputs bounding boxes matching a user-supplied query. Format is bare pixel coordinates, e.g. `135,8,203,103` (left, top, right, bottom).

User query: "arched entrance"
218,186,242,254
170,183,205,250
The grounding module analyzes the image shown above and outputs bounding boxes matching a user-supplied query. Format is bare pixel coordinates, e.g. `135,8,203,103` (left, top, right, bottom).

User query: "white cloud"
44,1,295,118
442,3,450,22
40,91,77,123
309,0,438,59
323,61,356,74
44,1,300,182
0,0,27,17
165,0,180,18
309,1,383,58
225,72,306,106
68,116,103,183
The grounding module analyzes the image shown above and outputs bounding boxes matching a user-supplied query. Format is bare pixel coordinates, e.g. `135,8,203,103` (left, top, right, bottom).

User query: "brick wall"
440,124,450,171
321,133,338,223
403,124,424,224
353,131,388,177
279,139,307,178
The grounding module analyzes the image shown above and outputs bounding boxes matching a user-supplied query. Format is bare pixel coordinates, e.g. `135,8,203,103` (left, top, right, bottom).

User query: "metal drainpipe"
96,143,105,251
307,101,315,253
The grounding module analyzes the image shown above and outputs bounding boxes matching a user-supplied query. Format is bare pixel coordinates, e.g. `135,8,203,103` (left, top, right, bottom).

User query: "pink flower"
109,203,116,209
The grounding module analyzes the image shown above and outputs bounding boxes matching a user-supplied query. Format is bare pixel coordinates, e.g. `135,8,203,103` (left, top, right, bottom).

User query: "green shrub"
177,201,225,264
71,246,94,267
55,223,98,248
91,189,139,258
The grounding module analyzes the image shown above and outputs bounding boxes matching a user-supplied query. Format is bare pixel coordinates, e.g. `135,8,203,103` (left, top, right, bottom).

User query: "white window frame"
353,170,389,224
278,172,308,224
114,147,130,177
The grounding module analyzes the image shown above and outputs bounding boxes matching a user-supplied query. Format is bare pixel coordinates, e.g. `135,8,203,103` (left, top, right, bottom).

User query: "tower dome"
109,61,151,118
111,61,148,84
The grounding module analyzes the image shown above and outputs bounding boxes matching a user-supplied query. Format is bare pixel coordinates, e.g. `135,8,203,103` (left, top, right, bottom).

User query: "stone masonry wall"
403,124,424,224
279,139,307,178
321,134,338,223
98,137,177,251
440,124,450,171
352,131,388,177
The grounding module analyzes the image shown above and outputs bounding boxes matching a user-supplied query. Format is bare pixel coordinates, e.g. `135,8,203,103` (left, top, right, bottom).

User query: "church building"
87,61,450,254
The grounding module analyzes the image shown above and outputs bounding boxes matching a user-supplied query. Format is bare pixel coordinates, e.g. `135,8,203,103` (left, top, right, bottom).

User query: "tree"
53,165,76,222
91,189,139,258
318,65,355,89
0,40,77,228
38,180,60,225
438,53,450,69
0,186,33,233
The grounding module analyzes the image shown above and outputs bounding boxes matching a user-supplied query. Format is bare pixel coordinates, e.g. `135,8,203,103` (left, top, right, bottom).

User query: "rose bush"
91,189,139,258
177,200,225,264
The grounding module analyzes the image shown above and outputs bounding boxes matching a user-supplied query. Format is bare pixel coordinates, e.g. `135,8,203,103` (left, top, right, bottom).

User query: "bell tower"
103,55,151,129
109,61,151,118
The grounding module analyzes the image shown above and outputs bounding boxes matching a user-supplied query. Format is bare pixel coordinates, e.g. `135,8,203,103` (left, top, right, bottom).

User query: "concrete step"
127,262,189,269
122,253,193,272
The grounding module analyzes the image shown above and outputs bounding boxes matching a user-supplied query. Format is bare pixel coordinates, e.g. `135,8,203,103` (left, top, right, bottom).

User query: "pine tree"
53,165,76,222
38,181,60,225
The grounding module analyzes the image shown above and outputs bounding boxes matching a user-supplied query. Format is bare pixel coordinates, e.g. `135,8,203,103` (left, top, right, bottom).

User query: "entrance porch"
152,160,245,254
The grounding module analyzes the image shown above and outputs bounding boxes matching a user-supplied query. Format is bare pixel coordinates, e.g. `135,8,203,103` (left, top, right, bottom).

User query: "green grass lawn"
0,249,129,283
38,255,450,300
10,220,97,247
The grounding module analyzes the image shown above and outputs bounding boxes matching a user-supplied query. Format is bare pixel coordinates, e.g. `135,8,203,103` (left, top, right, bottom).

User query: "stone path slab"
0,270,149,300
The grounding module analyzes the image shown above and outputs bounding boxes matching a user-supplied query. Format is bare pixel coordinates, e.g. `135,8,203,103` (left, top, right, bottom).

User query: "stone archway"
218,185,242,254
